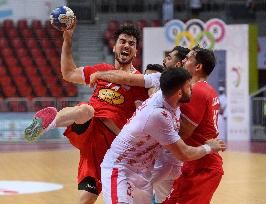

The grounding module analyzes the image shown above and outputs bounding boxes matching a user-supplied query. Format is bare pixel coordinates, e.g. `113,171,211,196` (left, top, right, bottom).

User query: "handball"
50,6,75,31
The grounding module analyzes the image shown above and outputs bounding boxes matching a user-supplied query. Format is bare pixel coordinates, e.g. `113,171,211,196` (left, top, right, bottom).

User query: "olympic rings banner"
164,18,226,49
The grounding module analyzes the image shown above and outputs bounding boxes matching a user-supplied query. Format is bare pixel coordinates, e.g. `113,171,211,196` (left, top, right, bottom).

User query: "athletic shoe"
24,107,57,142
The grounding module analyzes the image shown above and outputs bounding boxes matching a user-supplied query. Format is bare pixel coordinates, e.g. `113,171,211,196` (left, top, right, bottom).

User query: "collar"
157,91,177,114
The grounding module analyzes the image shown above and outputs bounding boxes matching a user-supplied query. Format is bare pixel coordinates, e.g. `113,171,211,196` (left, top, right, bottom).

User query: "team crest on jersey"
161,111,169,118
98,89,124,105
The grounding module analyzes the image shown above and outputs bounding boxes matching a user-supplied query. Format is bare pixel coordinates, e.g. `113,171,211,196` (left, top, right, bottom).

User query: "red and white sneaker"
24,107,57,142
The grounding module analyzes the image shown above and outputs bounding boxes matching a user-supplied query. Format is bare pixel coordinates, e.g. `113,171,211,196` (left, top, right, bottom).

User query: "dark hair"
114,24,141,47
170,46,190,61
160,68,192,97
191,46,216,75
145,64,164,73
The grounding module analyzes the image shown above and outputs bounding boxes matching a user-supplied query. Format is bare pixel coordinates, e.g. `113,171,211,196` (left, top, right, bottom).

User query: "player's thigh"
195,169,223,202
75,104,94,124
153,163,182,203
175,169,222,204
101,167,132,203
101,167,152,204
154,179,174,203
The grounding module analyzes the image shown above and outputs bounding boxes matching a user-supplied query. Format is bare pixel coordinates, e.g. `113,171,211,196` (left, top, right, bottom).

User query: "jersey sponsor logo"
98,89,125,105
0,181,63,195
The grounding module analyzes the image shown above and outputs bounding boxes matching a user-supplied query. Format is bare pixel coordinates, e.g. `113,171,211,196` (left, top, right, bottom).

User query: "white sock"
43,118,57,133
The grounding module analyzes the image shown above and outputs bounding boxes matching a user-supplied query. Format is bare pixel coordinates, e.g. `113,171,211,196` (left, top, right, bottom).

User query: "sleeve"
180,85,207,126
144,72,161,89
144,109,180,145
83,64,114,84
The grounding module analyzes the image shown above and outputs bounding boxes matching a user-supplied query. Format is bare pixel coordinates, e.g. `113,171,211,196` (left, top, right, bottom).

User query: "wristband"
202,144,212,154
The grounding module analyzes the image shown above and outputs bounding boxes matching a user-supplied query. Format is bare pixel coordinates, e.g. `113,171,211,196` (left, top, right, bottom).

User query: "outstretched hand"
89,72,99,88
63,16,77,39
205,138,226,153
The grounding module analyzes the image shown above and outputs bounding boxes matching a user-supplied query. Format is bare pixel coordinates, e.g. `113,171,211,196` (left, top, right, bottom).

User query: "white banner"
143,21,250,141
225,25,250,141
0,0,66,22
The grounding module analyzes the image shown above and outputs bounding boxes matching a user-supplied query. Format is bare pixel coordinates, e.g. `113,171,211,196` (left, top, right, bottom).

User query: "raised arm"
90,70,145,87
61,22,84,85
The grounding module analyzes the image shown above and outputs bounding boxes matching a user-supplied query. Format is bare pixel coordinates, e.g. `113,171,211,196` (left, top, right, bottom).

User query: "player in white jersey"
101,68,226,204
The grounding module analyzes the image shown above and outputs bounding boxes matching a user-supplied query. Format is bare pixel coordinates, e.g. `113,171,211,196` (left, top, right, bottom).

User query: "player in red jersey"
24,24,148,204
163,46,222,204
89,46,191,203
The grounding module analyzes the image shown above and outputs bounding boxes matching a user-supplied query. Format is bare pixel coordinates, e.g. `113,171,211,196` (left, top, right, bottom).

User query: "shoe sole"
24,118,43,142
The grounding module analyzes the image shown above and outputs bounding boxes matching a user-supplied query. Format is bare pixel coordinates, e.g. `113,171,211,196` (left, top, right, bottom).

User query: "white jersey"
144,72,161,89
101,91,181,173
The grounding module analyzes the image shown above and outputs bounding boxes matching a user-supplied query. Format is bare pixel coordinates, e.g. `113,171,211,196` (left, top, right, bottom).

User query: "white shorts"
101,151,182,204
152,151,183,203
101,167,153,204
153,165,181,203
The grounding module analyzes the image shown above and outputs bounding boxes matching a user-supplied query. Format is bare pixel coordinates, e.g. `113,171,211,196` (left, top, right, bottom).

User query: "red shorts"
64,117,116,192
163,168,223,204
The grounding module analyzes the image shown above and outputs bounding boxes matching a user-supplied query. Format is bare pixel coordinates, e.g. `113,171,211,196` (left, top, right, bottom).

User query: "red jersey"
83,64,149,129
180,81,223,173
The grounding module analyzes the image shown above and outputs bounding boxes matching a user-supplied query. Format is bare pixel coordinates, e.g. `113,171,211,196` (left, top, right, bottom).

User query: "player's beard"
179,91,191,103
115,52,134,65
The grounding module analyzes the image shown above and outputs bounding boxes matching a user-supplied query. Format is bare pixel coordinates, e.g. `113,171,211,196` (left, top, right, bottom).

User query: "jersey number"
213,109,219,134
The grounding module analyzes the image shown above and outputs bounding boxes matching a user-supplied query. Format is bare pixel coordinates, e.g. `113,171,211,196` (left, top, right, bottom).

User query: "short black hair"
160,68,192,97
170,46,190,61
145,64,164,73
191,46,216,75
114,24,141,47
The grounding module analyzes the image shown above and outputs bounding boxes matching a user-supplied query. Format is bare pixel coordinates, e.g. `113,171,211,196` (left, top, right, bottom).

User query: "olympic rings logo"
164,18,226,49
